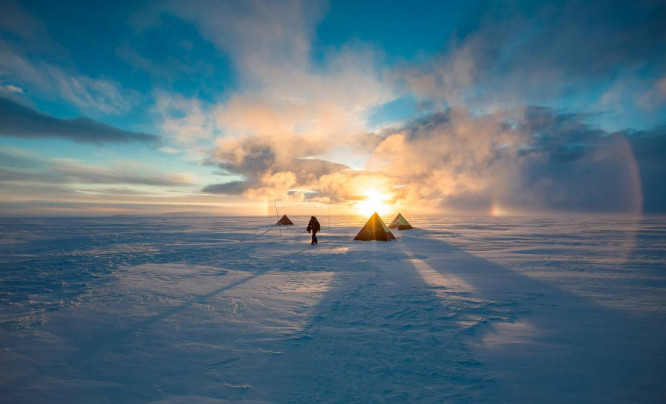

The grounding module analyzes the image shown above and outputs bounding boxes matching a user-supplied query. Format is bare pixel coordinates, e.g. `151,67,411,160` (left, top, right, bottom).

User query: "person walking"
307,216,320,245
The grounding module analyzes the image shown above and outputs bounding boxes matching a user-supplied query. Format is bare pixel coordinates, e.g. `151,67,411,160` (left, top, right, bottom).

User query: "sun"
355,189,391,217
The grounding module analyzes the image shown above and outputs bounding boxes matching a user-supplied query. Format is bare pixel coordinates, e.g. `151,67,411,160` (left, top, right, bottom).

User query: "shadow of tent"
43,223,664,404
396,232,666,404
261,241,498,403
258,231,665,404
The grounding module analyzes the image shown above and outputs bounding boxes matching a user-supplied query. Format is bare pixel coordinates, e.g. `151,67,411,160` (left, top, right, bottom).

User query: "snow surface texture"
1,215,665,403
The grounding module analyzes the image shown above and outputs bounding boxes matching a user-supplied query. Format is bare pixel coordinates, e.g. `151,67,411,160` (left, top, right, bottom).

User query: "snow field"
1,215,665,403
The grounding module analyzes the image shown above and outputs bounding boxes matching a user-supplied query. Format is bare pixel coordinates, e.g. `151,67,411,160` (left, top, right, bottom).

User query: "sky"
1,0,665,216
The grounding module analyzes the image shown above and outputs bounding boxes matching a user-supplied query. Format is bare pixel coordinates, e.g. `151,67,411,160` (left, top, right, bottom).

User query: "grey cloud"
212,128,350,184
0,148,45,169
50,161,189,186
0,167,58,183
401,0,666,110
0,166,191,187
0,0,63,54
160,0,326,75
286,159,350,182
204,157,351,195
0,200,211,216
1,1,135,116
0,152,192,187
202,181,250,195
216,141,276,177
473,0,666,77
513,141,641,212
0,97,159,144
516,106,607,161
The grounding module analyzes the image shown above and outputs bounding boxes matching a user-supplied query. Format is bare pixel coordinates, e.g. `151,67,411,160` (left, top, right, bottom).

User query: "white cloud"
0,3,135,117
0,83,23,94
151,0,391,189
150,0,661,214
154,92,216,143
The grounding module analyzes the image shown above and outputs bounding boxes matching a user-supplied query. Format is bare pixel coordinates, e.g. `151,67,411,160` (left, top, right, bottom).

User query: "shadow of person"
261,241,499,403
255,228,666,404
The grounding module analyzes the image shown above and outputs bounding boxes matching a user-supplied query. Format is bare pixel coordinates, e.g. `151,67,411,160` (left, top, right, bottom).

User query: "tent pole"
328,197,331,230
273,194,281,236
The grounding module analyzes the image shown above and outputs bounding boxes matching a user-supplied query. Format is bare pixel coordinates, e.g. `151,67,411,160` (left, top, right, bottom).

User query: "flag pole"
273,194,281,236
328,196,331,231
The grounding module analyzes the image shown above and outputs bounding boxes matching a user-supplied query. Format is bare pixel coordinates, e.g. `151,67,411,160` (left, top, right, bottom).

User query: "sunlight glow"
355,189,391,216
491,203,505,217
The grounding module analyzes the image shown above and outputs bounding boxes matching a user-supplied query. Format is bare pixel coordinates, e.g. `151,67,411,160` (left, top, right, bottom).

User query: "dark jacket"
307,217,320,233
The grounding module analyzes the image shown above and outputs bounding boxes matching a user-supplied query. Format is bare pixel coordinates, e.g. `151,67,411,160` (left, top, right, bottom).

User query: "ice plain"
1,214,665,403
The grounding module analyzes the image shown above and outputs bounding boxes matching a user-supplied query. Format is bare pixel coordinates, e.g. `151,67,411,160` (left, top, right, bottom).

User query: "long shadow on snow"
259,238,502,403
1,237,282,403
396,231,666,404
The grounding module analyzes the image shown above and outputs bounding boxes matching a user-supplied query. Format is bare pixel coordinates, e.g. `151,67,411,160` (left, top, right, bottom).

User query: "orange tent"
388,213,413,230
275,215,294,226
353,212,396,241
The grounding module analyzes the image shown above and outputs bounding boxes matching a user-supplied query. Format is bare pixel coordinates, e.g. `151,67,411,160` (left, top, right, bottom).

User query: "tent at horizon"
388,213,413,230
276,215,294,225
354,212,396,241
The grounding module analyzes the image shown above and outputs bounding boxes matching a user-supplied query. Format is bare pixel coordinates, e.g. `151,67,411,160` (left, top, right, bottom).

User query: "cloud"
149,0,388,142
45,159,195,187
0,147,45,168
366,106,652,213
150,0,395,205
0,150,194,187
0,2,136,116
395,0,666,121
202,181,250,195
165,0,661,213
0,146,203,215
157,0,325,80
0,44,137,115
203,157,350,198
0,83,23,95
0,97,159,144
371,0,666,213
204,104,663,213
0,197,264,217
153,92,216,154
0,0,60,52
0,148,255,216
365,108,527,210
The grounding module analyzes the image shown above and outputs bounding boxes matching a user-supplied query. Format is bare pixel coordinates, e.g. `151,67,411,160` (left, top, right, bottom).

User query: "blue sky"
1,0,665,215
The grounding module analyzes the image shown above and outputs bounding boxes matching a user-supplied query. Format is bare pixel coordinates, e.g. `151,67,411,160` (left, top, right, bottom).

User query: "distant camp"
275,215,294,225
354,212,396,241
388,213,413,230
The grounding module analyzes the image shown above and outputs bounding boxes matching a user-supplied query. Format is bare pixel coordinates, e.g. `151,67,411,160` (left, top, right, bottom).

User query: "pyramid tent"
388,213,413,230
353,212,396,241
275,215,294,226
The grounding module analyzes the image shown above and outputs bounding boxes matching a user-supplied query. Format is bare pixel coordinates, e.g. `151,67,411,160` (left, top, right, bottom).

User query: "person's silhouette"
306,216,320,245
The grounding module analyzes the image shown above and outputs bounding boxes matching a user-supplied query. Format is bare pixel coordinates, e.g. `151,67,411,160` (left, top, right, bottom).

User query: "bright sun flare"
355,189,391,217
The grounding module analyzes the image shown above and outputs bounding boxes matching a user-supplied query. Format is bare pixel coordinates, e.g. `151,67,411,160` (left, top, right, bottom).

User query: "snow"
1,215,665,403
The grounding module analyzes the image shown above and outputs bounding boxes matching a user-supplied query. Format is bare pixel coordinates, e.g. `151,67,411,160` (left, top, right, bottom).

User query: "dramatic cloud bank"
1,0,664,214
204,103,657,213
370,107,652,213
0,97,159,144
174,0,664,213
